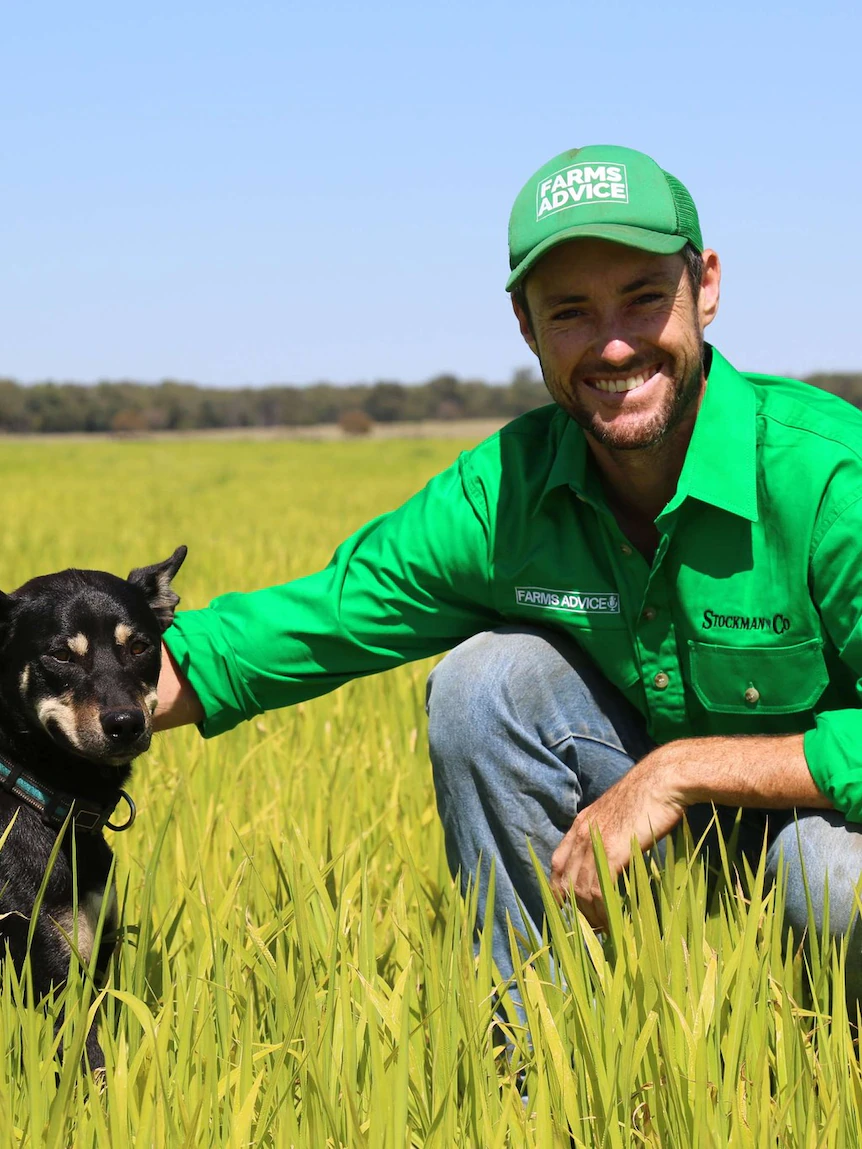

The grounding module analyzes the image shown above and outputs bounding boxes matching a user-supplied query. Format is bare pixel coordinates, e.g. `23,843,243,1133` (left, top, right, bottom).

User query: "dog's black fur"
0,547,186,1071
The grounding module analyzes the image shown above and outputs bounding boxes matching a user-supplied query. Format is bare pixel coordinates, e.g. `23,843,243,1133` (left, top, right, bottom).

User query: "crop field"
1,436,861,1147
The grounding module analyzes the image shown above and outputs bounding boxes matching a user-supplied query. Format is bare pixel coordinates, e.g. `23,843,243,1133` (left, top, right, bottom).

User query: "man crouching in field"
154,144,862,998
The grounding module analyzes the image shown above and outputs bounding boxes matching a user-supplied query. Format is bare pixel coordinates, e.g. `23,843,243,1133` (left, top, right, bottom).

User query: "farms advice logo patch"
536,163,628,221
515,587,621,615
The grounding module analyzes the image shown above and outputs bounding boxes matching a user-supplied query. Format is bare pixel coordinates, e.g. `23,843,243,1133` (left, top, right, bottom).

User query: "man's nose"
595,337,638,368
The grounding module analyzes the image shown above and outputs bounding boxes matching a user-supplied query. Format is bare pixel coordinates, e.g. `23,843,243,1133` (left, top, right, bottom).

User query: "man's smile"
580,362,665,398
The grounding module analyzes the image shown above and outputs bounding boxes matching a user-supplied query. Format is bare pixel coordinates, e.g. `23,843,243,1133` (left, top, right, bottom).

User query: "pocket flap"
688,638,828,715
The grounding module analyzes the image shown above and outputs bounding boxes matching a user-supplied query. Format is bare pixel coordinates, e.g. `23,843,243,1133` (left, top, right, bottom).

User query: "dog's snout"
100,708,146,743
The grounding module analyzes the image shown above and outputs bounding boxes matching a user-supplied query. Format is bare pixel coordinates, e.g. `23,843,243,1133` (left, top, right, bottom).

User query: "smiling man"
156,145,862,997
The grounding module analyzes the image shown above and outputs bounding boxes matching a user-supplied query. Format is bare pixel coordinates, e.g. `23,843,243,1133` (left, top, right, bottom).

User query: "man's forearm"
154,642,204,730
552,731,831,927
659,733,832,812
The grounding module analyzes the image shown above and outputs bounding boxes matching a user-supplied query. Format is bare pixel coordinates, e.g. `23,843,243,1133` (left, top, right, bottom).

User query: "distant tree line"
0,370,547,433
0,369,859,434
806,374,862,408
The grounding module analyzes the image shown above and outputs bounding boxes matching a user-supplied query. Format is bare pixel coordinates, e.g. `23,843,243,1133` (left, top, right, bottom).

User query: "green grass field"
0,437,860,1147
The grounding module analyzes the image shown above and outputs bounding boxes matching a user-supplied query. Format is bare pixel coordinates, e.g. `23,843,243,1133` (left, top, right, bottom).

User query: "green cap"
506,144,703,291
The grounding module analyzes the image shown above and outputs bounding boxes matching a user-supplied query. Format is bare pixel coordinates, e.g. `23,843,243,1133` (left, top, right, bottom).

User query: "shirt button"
642,606,657,622
744,686,760,705
653,671,670,690
620,544,633,556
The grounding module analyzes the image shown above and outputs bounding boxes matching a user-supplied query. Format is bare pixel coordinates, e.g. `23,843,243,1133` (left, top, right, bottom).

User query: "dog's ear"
0,591,16,640
127,546,188,633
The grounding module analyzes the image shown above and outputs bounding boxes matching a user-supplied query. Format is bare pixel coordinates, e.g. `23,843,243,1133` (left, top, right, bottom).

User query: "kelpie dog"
0,546,186,1071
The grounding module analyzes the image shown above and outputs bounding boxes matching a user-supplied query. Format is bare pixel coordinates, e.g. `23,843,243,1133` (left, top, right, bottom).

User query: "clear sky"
2,0,858,386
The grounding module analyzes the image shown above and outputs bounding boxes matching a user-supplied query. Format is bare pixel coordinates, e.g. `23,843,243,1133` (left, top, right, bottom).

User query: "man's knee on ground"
767,810,862,940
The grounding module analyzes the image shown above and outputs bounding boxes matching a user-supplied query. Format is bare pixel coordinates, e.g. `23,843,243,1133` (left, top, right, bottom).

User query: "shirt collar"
538,345,759,523
539,410,591,505
664,346,758,523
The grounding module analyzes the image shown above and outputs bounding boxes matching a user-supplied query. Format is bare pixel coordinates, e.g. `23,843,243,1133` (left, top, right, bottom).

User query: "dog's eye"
50,649,72,663
129,639,151,657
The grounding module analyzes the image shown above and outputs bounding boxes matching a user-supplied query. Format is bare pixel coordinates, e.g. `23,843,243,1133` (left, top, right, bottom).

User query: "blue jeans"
426,627,862,1002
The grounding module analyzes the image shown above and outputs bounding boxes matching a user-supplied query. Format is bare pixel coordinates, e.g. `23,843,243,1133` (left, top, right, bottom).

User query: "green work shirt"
165,347,862,821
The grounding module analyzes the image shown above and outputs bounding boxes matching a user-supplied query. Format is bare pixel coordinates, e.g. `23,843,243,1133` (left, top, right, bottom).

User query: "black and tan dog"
0,546,186,1071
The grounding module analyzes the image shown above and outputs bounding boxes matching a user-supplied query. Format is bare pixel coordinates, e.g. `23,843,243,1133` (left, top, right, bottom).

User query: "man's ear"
128,545,188,633
698,248,721,330
511,294,539,356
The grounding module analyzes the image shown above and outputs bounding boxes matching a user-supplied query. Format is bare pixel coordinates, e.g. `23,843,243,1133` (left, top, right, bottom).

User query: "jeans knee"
427,627,650,778
427,627,583,768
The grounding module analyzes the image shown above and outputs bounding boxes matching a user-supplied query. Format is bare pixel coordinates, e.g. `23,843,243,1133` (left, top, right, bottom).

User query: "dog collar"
0,754,136,834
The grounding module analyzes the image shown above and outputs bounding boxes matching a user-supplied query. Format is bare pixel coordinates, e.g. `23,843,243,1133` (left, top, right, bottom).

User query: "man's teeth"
591,369,655,394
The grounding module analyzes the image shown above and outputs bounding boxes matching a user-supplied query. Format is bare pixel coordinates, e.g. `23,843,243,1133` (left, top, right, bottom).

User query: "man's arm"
151,454,497,738
551,733,831,929
154,642,204,730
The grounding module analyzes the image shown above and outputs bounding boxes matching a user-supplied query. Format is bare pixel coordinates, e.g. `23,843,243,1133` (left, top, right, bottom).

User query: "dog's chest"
55,879,117,966
83,881,117,935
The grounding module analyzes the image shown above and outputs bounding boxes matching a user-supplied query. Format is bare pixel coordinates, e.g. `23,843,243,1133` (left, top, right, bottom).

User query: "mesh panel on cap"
661,170,703,251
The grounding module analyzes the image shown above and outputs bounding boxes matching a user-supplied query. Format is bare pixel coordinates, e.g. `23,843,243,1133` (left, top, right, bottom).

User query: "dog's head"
0,546,187,766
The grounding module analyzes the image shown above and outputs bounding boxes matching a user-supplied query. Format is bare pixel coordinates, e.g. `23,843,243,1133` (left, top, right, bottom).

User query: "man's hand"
550,749,686,929
550,732,825,931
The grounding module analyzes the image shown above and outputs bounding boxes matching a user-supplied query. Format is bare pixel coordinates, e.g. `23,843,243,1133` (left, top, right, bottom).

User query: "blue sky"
2,0,858,386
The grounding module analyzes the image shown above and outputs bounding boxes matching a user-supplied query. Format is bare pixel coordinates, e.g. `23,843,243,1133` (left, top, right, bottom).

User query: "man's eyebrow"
542,274,677,308
544,293,589,306
619,274,674,294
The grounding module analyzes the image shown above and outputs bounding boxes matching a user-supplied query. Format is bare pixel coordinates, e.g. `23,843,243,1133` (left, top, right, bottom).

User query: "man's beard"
546,342,705,452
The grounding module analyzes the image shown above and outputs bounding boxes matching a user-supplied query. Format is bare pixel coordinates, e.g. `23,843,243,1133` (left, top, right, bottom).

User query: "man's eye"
129,640,150,656
633,293,665,305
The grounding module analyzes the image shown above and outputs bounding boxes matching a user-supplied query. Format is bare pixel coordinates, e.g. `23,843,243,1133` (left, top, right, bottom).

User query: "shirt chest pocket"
688,638,829,715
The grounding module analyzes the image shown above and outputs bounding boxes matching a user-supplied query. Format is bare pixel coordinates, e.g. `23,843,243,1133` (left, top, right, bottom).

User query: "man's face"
512,239,721,452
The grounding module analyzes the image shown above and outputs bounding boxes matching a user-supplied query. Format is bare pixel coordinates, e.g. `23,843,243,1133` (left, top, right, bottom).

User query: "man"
156,144,862,995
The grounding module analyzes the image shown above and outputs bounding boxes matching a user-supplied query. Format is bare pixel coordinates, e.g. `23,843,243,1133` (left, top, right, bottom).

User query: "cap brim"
505,224,688,292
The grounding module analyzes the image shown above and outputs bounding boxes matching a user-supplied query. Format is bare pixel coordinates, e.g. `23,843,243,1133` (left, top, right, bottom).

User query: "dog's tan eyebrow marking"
19,665,30,695
67,633,89,657
114,623,133,646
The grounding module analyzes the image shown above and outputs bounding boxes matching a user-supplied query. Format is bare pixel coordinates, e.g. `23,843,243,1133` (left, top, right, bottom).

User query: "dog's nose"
100,708,146,743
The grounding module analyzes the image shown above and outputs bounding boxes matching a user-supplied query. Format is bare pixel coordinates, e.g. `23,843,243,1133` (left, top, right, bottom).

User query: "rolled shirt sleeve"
804,493,862,820
164,453,500,737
